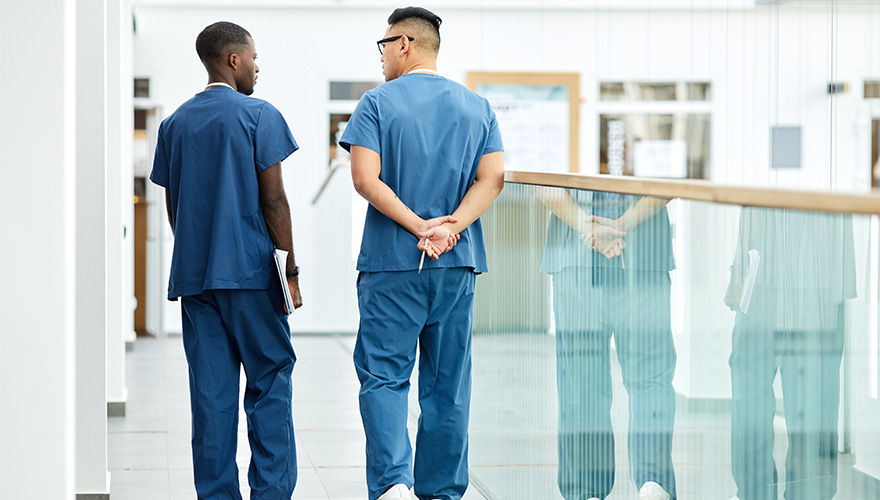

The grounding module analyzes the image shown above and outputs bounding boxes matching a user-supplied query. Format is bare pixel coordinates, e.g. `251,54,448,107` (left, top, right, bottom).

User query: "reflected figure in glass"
540,188,677,500
725,208,856,500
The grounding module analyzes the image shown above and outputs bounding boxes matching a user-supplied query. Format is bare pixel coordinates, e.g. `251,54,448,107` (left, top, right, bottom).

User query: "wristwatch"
286,266,300,278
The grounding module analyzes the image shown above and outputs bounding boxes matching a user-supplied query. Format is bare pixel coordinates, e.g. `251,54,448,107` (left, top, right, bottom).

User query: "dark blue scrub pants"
354,268,476,500
180,284,297,500
551,268,677,500
729,288,844,500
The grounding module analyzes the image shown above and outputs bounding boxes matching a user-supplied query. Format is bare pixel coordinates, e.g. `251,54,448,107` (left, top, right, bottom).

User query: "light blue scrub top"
540,190,675,274
150,87,298,299
340,73,504,273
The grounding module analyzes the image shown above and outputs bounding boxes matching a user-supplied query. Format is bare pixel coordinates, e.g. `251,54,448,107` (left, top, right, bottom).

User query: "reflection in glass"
539,187,677,500
725,208,857,500
471,183,878,499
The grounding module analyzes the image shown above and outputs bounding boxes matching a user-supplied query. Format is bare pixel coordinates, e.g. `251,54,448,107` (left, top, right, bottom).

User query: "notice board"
467,72,580,174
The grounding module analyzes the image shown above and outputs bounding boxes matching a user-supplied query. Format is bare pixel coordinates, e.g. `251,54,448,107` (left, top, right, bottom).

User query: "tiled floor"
108,334,489,500
110,333,876,500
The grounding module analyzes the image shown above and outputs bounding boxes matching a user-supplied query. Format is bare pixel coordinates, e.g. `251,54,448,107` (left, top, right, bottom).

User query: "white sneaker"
639,481,671,500
377,484,413,499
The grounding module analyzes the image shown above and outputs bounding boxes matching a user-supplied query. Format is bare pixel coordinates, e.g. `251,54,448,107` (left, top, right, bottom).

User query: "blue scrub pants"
354,268,476,500
551,268,677,500
729,287,844,500
180,283,297,500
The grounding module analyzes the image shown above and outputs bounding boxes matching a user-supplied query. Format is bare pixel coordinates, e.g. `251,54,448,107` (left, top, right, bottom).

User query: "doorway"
133,105,172,337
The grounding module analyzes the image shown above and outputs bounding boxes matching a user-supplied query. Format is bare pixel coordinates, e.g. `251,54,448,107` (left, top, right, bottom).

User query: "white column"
106,0,129,415
122,0,136,349
75,0,110,496
0,1,77,498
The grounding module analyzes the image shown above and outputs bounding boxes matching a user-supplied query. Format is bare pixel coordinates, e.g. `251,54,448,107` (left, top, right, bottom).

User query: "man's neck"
402,61,438,75
205,72,236,91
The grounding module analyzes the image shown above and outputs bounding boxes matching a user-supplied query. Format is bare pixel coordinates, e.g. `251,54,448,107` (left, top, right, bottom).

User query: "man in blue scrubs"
149,21,302,500
725,208,855,500
541,190,677,500
339,7,505,500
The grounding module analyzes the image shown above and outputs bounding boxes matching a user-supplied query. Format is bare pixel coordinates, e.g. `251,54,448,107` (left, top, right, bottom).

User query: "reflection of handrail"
506,171,880,216
311,160,350,205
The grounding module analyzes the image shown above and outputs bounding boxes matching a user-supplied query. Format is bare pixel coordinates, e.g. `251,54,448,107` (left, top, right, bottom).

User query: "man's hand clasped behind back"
416,215,461,261
581,214,627,260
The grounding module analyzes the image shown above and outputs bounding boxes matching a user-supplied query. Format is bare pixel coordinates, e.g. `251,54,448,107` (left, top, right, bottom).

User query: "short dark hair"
387,7,441,50
195,21,252,63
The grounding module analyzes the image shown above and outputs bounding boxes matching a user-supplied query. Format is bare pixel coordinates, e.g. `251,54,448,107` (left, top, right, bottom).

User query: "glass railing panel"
471,180,879,500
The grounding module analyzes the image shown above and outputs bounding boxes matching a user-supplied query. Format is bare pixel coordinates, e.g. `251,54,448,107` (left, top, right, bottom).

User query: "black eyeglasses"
376,35,414,55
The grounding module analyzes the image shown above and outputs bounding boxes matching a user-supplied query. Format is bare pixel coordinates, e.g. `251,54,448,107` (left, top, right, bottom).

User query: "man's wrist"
285,266,300,278
411,215,430,236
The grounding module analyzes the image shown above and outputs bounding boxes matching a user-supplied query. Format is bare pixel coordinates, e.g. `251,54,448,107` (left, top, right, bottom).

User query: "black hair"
387,7,441,48
195,21,252,63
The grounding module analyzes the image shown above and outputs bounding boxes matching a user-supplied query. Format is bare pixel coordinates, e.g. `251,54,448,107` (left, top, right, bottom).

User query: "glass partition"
470,180,879,500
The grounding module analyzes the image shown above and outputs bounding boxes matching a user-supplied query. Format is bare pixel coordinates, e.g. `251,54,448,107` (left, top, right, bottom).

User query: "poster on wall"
467,72,580,174
633,140,687,178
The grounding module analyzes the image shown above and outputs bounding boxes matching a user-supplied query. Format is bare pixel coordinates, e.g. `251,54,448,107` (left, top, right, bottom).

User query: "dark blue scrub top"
540,190,675,274
339,73,504,273
150,87,298,299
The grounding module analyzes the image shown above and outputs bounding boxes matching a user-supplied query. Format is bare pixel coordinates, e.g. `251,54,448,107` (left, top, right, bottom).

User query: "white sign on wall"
476,84,570,174
633,139,688,178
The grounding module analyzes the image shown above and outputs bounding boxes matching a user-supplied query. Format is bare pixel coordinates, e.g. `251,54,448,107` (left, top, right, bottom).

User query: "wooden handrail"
505,171,880,216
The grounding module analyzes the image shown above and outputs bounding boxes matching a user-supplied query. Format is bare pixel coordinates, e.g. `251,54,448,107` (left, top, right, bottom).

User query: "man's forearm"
444,177,504,234
261,195,297,269
536,187,591,234
617,197,670,231
165,189,175,236
354,177,424,235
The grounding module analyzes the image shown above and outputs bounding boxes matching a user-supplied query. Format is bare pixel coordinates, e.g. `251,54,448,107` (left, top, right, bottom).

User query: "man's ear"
227,52,239,70
399,36,410,56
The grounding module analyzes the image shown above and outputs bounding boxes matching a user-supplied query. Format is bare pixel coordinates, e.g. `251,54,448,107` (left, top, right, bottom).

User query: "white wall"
135,0,760,9
76,0,111,494
106,0,133,414
0,0,78,497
